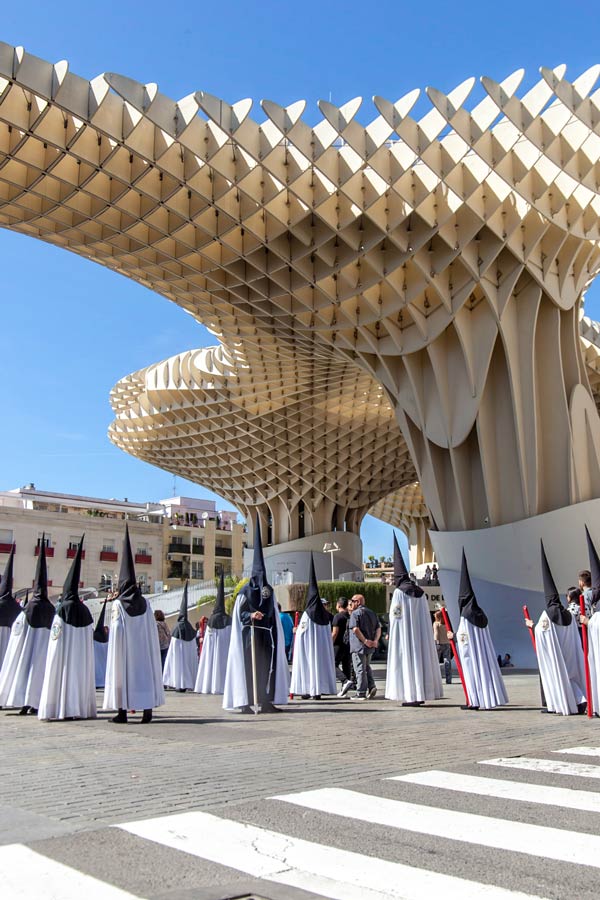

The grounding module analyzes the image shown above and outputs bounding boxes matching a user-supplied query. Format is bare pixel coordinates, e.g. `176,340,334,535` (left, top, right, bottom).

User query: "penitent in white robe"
195,625,231,694
535,611,587,715
94,641,108,689
0,626,11,670
223,596,289,710
103,602,165,712
0,613,50,709
290,613,336,696
163,636,198,691
38,618,96,720
385,588,443,703
456,617,508,709
585,612,600,715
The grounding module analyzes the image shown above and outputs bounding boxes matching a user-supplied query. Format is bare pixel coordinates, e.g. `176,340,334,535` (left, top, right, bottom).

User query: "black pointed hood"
25,535,55,629
458,550,488,628
116,524,147,616
304,553,330,625
171,582,196,641
585,525,600,608
58,537,92,627
541,540,571,626
208,572,231,629
251,513,267,584
0,544,20,628
93,599,109,643
244,514,274,614
393,532,423,597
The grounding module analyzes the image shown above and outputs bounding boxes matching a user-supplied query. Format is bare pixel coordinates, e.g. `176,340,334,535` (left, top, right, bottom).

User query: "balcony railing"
66,548,86,559
191,543,205,554
168,542,191,554
100,550,118,561
135,553,152,565
215,547,232,557
35,545,54,557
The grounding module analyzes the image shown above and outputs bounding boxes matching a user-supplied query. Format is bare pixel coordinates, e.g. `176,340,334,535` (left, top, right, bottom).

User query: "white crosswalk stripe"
272,786,600,869
391,769,600,813
481,756,600,779
553,746,600,757
0,844,137,899
117,810,546,900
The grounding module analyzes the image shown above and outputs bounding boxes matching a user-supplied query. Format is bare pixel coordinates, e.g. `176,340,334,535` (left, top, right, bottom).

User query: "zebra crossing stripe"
0,844,137,899
272,787,600,869
553,747,600,758
390,769,600,813
117,809,547,900
481,757,600,780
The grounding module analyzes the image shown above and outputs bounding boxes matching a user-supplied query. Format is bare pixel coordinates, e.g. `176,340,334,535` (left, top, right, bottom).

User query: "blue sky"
1,1,600,560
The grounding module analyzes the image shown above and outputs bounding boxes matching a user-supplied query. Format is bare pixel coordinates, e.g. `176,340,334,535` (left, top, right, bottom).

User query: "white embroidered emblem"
261,586,272,600
111,604,120,623
458,631,468,644
51,620,62,641
13,619,23,636
541,613,550,631
392,605,402,619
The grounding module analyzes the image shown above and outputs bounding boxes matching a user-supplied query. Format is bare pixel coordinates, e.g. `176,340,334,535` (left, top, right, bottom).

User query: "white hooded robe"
588,611,600,715
195,625,231,694
163,635,198,691
38,616,96,720
535,611,587,715
456,617,508,709
103,601,165,711
0,612,51,709
290,612,336,696
385,588,443,703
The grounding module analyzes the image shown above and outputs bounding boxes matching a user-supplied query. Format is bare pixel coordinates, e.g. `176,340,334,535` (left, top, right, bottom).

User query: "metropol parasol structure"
3,42,600,655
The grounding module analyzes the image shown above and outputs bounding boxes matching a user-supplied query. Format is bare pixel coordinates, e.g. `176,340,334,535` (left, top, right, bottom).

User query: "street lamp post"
322,541,340,581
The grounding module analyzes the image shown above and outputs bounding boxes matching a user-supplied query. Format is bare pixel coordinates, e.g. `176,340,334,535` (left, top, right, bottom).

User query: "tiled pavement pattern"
1,671,600,899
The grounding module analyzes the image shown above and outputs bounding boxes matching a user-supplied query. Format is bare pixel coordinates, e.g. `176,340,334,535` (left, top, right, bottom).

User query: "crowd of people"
0,516,599,721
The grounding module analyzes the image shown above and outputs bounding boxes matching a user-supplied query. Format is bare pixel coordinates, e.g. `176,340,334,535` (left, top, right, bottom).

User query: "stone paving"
1,667,597,841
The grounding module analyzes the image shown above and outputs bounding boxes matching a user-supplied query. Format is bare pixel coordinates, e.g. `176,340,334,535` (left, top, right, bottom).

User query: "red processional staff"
289,610,300,699
579,595,594,719
440,606,470,705
198,616,207,657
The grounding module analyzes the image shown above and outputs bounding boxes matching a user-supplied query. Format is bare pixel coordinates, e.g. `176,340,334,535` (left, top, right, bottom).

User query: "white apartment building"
0,486,245,594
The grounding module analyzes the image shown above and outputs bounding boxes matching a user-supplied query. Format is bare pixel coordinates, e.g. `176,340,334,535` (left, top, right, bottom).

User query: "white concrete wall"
431,497,600,668
243,531,362,583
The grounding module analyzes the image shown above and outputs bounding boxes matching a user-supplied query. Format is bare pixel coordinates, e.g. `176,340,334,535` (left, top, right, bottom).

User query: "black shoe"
301,694,310,699
176,689,186,693
141,710,153,724
261,703,282,713
239,705,254,714
401,702,418,707
111,710,128,724
577,702,588,715
540,708,551,714
312,695,322,700
461,705,479,711
19,706,30,715
28,708,38,715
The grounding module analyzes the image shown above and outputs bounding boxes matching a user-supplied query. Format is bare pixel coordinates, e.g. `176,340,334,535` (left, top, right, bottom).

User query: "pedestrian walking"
347,594,380,699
